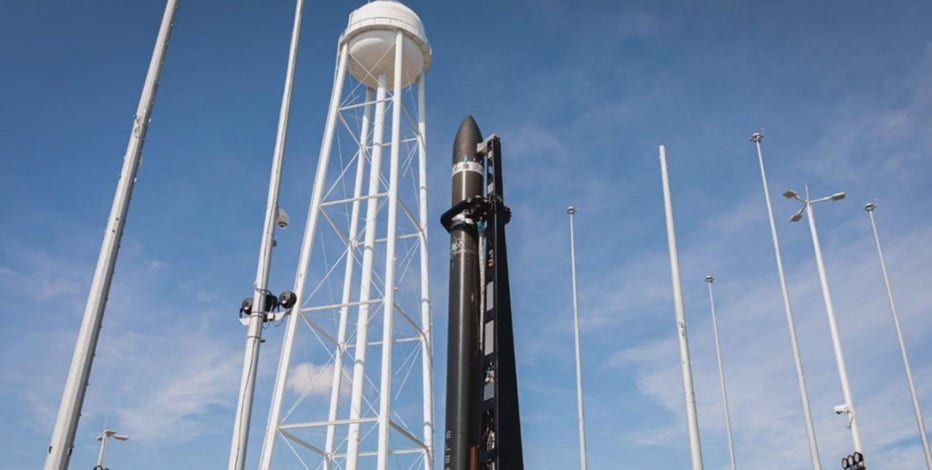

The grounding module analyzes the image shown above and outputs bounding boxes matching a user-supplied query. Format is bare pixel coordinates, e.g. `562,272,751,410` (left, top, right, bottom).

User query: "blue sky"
2,0,932,468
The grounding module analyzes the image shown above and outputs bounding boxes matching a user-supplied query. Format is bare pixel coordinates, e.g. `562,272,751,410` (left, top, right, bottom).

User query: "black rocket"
444,116,484,469
442,116,524,470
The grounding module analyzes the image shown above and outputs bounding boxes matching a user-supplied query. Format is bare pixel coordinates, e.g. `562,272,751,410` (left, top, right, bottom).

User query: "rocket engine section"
441,116,524,470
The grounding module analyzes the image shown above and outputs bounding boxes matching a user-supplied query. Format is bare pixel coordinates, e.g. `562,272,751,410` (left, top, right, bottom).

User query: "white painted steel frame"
345,70,389,470
44,2,178,468
322,86,372,470
375,31,405,470
259,30,432,470
659,145,704,470
258,42,351,469
417,75,435,470
750,134,822,470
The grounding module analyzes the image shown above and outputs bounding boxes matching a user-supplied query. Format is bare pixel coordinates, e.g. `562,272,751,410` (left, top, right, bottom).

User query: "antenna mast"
45,2,178,468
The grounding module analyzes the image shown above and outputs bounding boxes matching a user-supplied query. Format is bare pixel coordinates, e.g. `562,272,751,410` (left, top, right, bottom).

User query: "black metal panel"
477,136,524,470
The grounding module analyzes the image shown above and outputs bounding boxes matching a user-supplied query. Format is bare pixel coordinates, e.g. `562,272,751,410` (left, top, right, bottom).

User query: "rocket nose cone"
453,115,483,163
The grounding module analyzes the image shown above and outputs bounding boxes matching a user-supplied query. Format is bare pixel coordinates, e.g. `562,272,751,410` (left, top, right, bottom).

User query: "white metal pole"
45,2,178,468
750,133,822,469
345,72,389,470
94,430,128,469
95,434,109,469
865,203,932,469
227,1,304,467
705,276,737,470
375,31,405,470
804,203,864,453
258,42,350,470
659,145,704,470
567,206,589,470
416,75,435,470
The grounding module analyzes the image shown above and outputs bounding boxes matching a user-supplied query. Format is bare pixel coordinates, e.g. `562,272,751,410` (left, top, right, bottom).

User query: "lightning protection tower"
259,2,433,469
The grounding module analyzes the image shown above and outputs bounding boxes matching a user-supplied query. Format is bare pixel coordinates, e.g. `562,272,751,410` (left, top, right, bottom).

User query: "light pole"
750,133,821,469
784,188,864,455
659,145,704,470
95,429,129,470
567,206,589,470
705,276,737,470
864,202,931,469
228,0,304,468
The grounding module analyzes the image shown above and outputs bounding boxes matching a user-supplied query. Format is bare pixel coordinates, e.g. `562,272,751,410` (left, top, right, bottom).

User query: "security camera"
834,404,849,415
276,207,290,229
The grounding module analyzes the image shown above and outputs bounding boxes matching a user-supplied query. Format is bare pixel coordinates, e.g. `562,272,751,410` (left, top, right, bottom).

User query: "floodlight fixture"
784,190,800,199
97,429,129,441
841,451,866,470
278,290,297,310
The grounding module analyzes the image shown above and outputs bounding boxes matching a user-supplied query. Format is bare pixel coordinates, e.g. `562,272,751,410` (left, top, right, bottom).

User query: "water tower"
259,2,434,469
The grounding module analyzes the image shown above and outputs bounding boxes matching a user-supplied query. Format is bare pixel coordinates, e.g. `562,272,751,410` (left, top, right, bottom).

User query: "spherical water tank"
341,1,431,89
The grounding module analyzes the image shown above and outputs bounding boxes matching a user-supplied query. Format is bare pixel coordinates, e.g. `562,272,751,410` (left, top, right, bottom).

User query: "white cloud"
99,330,242,441
0,233,247,445
287,361,341,397
804,44,932,186
196,290,216,303
0,247,87,309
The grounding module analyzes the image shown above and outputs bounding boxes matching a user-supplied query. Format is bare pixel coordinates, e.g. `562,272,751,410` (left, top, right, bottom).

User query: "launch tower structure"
259,2,434,469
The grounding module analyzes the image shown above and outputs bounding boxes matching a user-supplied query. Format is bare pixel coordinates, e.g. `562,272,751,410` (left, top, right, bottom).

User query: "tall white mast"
259,3,433,469
659,145,704,470
566,206,589,470
750,133,821,469
227,0,305,468
705,276,737,470
44,2,178,468
864,202,932,469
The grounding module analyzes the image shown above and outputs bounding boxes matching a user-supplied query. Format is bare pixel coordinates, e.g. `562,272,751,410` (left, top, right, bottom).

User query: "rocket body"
444,116,484,470
443,115,524,469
